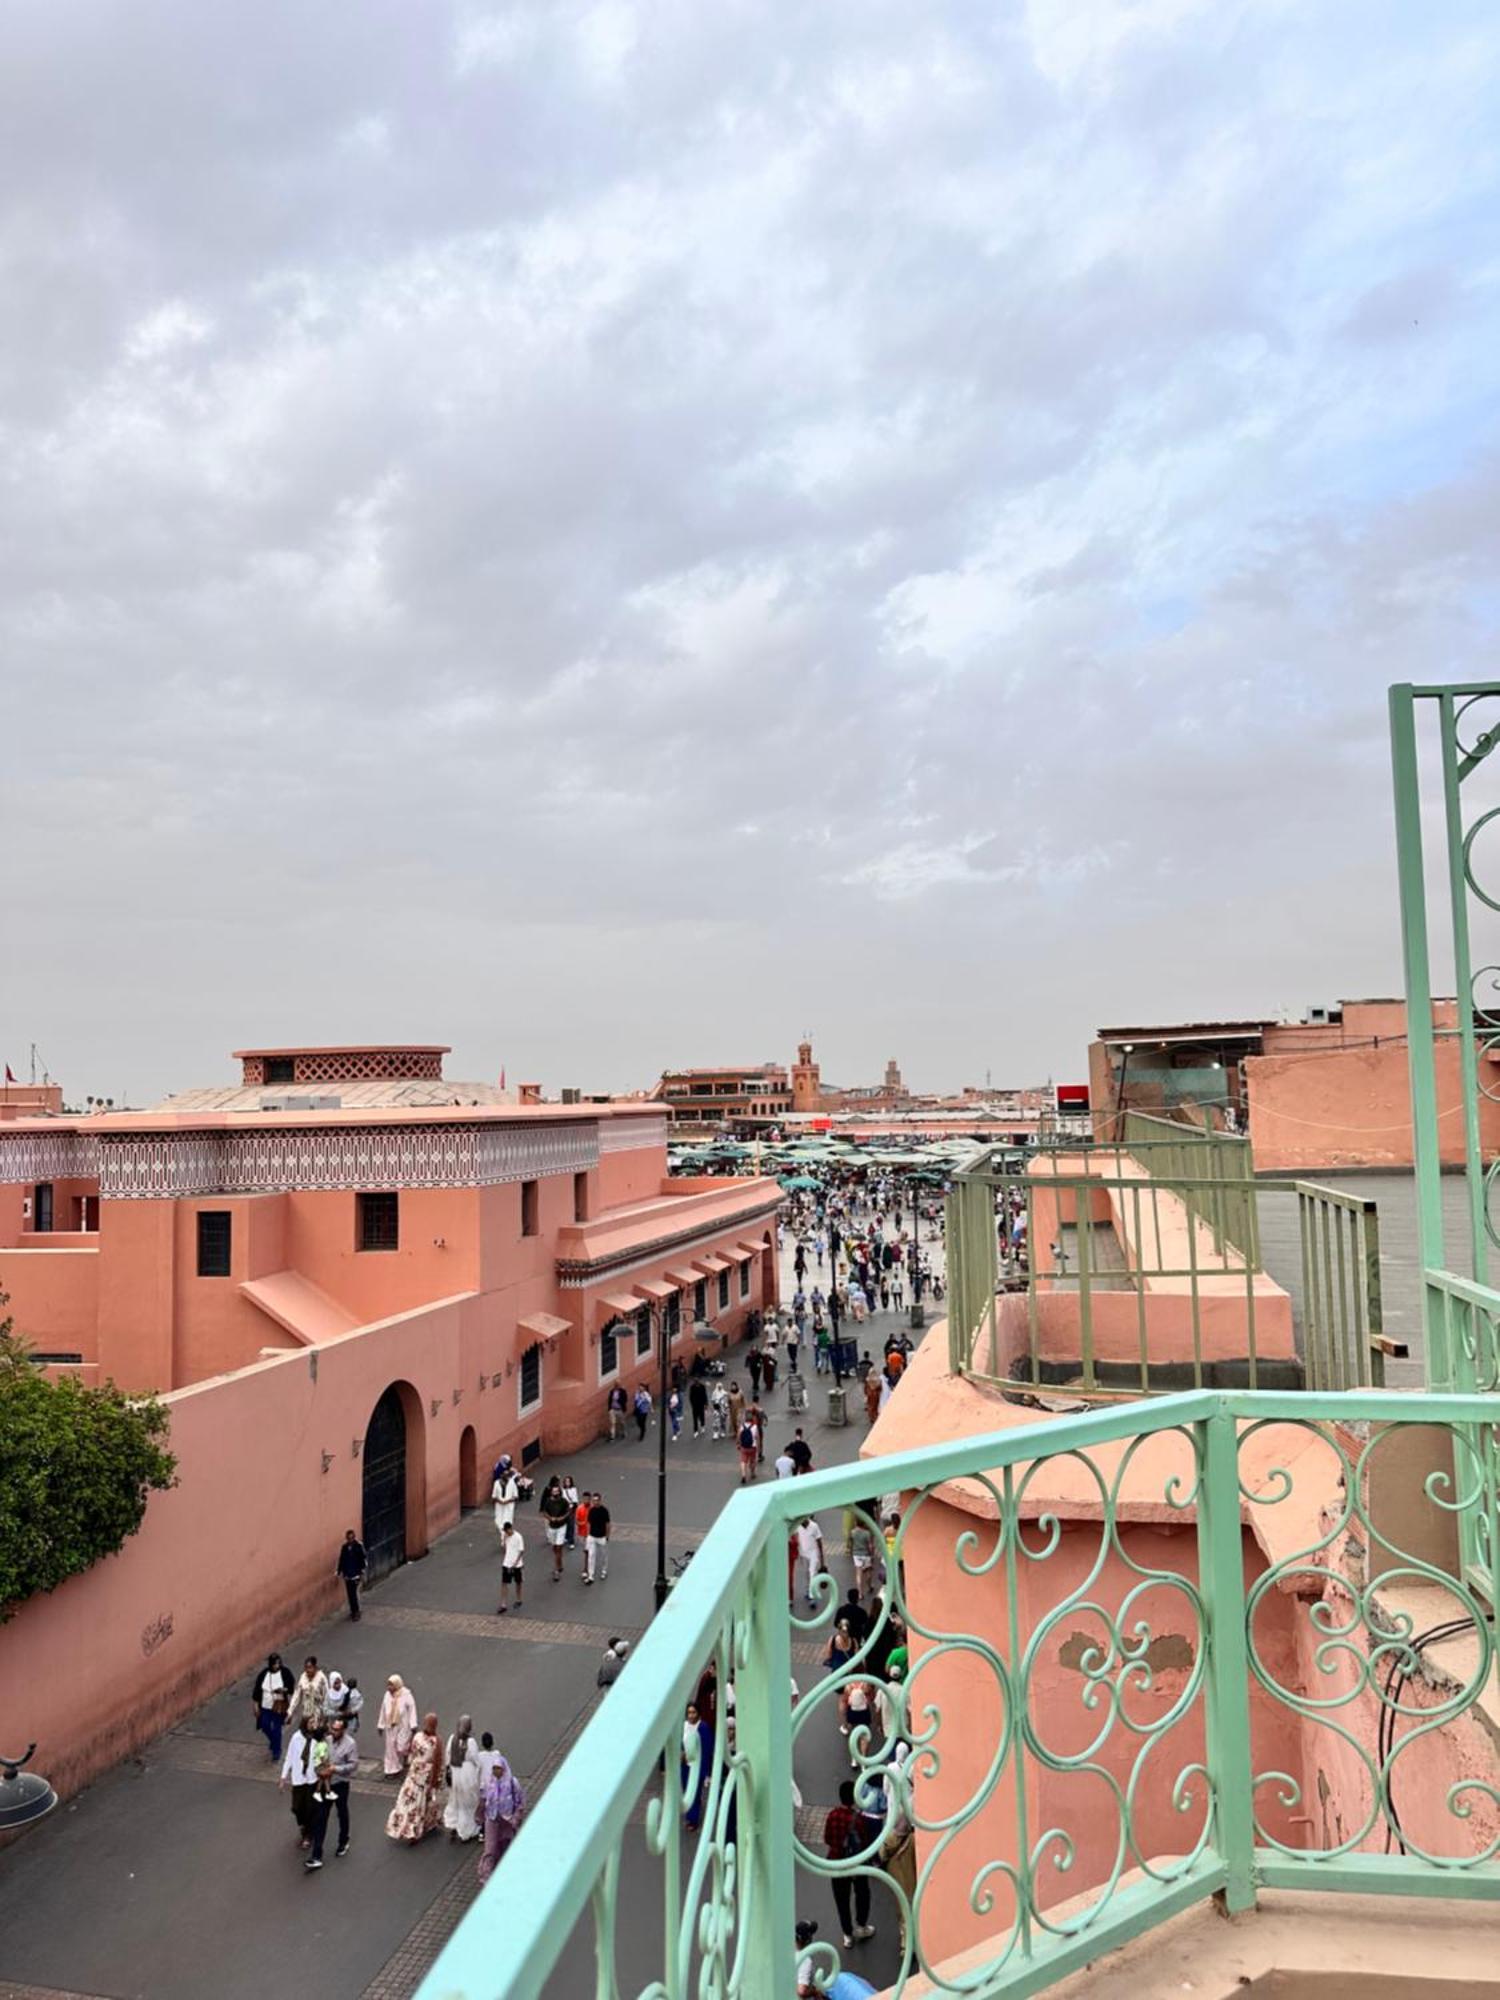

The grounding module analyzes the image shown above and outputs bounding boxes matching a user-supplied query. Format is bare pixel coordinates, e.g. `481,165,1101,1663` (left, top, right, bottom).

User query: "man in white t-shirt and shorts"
497,1523,525,1614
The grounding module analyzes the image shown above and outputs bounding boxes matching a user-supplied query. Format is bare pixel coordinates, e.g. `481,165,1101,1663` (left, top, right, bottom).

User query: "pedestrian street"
0,1224,947,2000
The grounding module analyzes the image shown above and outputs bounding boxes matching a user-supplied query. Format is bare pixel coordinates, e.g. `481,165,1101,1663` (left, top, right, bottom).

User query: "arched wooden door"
363,1385,408,1580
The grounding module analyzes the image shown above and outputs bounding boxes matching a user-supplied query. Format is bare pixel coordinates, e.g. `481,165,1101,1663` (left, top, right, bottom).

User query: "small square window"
600,1321,619,1376
357,1191,399,1252
694,1280,707,1322
519,1343,542,1411
197,1210,232,1277
521,1180,539,1237
717,1269,730,1311
264,1057,295,1084
573,1172,589,1224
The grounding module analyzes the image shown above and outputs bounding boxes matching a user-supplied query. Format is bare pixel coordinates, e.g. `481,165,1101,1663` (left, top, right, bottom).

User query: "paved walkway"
0,1227,946,2000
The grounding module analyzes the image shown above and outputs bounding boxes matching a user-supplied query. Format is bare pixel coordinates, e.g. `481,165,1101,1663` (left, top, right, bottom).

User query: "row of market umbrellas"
667,1133,998,1190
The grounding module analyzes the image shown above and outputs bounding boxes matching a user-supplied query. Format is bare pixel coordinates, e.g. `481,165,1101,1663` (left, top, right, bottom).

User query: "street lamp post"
653,1299,671,1612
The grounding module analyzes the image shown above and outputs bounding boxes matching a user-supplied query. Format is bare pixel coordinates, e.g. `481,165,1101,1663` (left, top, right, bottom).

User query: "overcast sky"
4,1,1500,1104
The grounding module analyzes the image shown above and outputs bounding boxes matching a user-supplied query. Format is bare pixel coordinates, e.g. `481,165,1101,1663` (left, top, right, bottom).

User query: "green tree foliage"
0,1296,177,1618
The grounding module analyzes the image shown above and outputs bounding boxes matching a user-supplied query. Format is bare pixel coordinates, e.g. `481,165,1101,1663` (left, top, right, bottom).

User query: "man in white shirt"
774,1447,796,1480
497,1522,525,1614
492,1457,522,1542
794,1516,825,1606
279,1725,324,1851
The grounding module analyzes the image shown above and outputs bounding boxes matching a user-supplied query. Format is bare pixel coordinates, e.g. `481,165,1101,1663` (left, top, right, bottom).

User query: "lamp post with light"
0,1745,57,1832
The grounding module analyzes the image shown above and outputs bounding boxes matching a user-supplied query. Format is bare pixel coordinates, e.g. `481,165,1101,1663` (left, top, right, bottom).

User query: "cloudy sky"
4,0,1500,1104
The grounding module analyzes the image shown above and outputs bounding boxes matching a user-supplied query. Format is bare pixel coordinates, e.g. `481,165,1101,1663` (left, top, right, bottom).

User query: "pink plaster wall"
0,1300,473,1802
0,1245,100,1358
1245,1037,1500,1172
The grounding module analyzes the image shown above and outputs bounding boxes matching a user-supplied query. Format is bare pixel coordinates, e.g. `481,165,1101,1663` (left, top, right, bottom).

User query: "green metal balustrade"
418,1391,1500,2000
944,1149,1393,1398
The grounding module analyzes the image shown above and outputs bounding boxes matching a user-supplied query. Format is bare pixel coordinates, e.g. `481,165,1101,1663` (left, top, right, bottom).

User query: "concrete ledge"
891,1887,1500,1998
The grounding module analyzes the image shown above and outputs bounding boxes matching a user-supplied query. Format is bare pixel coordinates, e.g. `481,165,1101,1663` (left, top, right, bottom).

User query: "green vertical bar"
1333,1203,1350,1392
1077,1188,1095,1390
1437,690,1488,1285
1186,1187,1203,1387
1298,1191,1316,1389
1363,1201,1384,1389
1390,684,1446,1310
1133,1183,1150,1394
1002,1465,1033,1963
1199,1404,1257,1914
1026,1181,1040,1387
737,1537,797,2000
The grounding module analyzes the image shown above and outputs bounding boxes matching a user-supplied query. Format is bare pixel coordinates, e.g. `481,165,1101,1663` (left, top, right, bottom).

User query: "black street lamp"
652,1299,726,1612
0,1745,57,1831
653,1298,671,1612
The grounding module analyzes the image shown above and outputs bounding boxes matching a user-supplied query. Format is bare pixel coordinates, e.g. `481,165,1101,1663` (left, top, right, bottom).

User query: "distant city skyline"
4,3,1498,1106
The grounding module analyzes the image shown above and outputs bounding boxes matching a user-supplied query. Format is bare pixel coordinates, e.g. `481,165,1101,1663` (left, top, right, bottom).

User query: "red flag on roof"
3,1066,14,1084
500,1066,506,1091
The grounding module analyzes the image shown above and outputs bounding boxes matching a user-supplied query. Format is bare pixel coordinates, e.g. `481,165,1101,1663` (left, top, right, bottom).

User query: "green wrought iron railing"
1119,1112,1257,1261
417,1390,1500,2000
945,1151,1394,1397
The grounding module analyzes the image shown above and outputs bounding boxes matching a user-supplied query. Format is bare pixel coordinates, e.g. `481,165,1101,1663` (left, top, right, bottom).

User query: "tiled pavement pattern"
360,1696,603,2000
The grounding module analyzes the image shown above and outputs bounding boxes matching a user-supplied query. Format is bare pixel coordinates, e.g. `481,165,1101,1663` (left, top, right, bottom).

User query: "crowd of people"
250,1165,946,1974
251,1590,527,1880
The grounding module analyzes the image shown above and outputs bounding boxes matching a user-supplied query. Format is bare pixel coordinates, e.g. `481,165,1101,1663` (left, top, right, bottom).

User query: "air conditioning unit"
259,1093,343,1111
561,1088,581,1104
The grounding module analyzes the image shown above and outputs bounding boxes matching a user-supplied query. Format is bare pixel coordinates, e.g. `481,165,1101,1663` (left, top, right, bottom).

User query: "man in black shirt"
336,1530,367,1621
785,1428,813,1476
585,1495,611,1584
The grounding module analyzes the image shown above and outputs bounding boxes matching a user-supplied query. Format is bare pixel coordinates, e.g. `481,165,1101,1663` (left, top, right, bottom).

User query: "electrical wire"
1377,1617,1478,1855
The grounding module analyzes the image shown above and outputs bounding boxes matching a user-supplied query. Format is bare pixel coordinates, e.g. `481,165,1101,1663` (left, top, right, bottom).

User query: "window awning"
735,1241,763,1260
664,1268,702,1288
696,1254,733,1274
634,1278,676,1303
599,1291,645,1318
517,1311,571,1341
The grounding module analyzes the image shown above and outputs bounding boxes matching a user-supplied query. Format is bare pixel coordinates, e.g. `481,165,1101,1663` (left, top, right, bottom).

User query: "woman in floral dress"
385,1712,445,1843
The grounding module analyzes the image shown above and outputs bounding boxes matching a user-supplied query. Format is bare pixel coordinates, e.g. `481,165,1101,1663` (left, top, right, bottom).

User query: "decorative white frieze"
0,1120,601,1200
97,1133,222,1198
597,1116,668,1154
0,1128,98,1185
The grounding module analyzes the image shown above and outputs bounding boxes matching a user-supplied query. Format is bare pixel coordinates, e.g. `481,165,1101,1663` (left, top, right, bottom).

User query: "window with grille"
636,1308,652,1357
600,1321,619,1376
264,1058,295,1084
718,1269,730,1310
666,1293,681,1341
739,1259,750,1299
357,1191,399,1252
694,1280,707,1321
197,1210,232,1276
519,1344,542,1411
521,1180,539,1237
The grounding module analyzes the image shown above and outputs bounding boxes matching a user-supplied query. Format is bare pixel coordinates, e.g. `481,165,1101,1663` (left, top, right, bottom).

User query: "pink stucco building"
0,1042,781,1799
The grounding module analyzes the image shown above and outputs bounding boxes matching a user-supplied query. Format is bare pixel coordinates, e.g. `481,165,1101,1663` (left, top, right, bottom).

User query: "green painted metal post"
735,1535,798,2000
1389,684,1447,1314
1198,1404,1257,1914
1438,690,1489,1287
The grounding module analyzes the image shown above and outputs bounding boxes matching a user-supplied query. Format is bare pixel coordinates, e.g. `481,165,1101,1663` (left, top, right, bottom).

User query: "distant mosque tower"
791,1039,822,1112
884,1057,906,1097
